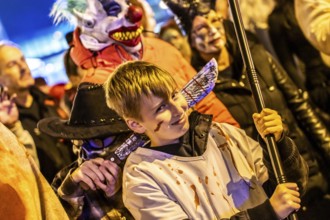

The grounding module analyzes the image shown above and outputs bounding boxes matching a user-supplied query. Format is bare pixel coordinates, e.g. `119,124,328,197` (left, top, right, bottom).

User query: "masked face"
191,10,226,54
72,136,117,160
72,0,144,52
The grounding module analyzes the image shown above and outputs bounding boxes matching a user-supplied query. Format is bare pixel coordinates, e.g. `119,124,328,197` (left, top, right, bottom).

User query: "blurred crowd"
1,0,330,219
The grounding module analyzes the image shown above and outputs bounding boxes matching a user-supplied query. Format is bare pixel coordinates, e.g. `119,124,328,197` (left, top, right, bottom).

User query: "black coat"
17,86,74,183
268,1,330,115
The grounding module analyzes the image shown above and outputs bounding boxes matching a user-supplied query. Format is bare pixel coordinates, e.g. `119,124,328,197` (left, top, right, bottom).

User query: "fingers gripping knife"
107,58,218,164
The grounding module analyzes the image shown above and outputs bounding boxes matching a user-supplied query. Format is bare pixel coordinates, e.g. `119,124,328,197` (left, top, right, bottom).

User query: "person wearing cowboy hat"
38,82,133,220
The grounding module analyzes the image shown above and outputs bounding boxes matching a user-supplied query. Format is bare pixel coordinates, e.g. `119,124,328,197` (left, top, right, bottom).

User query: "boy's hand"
0,85,18,127
252,108,283,142
269,183,301,219
71,158,122,198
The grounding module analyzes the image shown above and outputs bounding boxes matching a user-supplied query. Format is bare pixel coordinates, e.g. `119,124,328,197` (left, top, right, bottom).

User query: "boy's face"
127,90,189,147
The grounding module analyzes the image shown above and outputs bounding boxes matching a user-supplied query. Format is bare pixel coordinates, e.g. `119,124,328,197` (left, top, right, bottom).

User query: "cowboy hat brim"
37,116,131,140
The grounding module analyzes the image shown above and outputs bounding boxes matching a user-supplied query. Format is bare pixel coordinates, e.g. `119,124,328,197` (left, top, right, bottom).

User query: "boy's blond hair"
104,61,178,121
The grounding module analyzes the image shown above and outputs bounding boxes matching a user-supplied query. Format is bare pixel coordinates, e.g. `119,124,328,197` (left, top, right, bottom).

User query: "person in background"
0,120,68,219
62,50,85,107
62,31,86,108
0,83,39,166
163,0,330,218
237,0,277,57
0,40,74,183
104,60,308,220
268,0,330,119
49,82,71,117
38,82,133,219
294,0,330,56
159,18,192,62
34,76,70,118
34,76,51,95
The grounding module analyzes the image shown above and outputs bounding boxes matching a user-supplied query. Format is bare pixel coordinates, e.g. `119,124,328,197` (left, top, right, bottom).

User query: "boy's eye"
156,104,166,113
172,91,179,100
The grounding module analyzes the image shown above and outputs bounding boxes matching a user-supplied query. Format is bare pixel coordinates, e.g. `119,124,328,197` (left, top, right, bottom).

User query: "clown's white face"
74,0,144,52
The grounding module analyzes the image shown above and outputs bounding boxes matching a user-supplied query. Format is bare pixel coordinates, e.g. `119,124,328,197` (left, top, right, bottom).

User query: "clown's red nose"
125,5,143,23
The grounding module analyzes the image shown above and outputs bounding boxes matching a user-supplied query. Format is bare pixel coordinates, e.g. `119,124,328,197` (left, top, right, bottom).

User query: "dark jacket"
268,1,330,116
191,19,330,202
17,86,74,183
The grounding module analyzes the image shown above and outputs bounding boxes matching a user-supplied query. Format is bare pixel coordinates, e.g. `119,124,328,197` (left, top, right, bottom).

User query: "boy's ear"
125,118,146,134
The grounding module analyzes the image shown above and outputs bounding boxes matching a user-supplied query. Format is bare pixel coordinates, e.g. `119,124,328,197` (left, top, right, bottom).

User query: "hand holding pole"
227,1,298,219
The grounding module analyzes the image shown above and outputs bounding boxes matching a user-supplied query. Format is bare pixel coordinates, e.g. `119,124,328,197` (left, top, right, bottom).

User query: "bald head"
0,42,34,90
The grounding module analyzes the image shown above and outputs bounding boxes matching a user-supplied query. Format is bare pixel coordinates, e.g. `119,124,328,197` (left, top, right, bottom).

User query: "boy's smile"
130,91,189,147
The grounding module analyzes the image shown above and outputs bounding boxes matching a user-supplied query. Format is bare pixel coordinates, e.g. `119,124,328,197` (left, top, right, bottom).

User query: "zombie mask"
51,0,144,51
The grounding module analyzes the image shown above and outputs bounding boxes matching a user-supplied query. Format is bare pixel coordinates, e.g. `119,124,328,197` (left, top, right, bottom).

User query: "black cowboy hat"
38,82,130,139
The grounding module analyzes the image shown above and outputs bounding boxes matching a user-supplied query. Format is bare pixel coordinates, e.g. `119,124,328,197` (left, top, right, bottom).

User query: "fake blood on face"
154,121,163,132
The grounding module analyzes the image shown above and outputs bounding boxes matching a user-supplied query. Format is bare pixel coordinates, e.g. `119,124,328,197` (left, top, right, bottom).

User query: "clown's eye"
83,19,95,28
103,1,122,17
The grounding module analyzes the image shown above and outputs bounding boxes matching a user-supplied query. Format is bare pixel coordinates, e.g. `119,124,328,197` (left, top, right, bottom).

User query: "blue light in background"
0,19,8,40
0,0,173,86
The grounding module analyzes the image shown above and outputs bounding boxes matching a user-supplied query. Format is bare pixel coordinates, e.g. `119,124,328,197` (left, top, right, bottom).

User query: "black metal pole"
227,0,297,219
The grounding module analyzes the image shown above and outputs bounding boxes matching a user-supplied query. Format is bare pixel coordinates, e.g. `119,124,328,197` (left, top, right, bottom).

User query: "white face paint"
191,10,226,54
73,0,144,52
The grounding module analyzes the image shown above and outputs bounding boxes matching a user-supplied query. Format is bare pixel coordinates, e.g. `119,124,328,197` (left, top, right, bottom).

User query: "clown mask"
51,0,144,52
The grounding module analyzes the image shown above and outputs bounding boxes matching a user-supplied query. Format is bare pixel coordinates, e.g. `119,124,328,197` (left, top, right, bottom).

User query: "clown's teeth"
111,26,144,41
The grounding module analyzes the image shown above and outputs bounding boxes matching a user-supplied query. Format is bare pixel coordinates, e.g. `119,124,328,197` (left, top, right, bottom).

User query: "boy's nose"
170,101,183,117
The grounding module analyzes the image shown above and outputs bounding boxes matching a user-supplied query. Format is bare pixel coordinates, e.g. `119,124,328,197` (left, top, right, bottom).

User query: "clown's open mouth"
109,26,144,46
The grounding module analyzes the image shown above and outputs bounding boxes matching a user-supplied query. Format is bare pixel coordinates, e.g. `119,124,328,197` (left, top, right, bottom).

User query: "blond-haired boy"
104,61,308,220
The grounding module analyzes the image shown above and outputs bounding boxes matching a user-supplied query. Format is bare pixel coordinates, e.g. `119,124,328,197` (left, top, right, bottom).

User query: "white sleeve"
295,0,330,54
219,123,269,184
122,164,188,220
